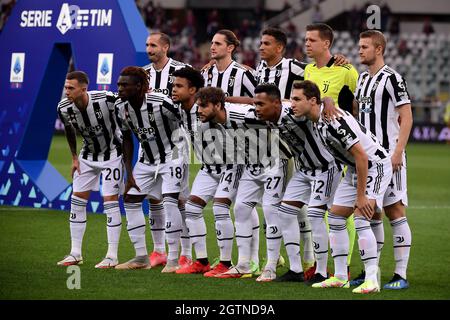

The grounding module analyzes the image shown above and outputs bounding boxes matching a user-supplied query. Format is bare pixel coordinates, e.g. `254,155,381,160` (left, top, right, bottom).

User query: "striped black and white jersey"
255,57,307,99
203,60,257,97
316,106,389,168
179,103,233,174
270,102,338,174
57,91,122,162
355,65,411,151
143,58,189,97
223,103,291,168
115,92,182,165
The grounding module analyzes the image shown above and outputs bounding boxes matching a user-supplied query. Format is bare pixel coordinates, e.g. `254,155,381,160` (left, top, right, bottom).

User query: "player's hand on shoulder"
201,59,216,72
322,97,341,121
333,54,350,66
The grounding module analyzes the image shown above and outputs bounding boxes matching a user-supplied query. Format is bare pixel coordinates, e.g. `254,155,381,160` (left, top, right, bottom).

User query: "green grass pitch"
0,136,449,300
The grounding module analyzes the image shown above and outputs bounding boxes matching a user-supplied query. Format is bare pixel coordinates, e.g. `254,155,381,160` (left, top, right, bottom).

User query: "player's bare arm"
352,98,359,117
321,97,341,120
122,130,140,194
348,142,373,219
63,124,80,177
392,103,413,172
225,96,254,104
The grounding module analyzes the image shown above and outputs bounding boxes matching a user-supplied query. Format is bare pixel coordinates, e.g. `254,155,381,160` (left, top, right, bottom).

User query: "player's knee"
103,194,118,202
185,200,204,220
162,193,179,201
328,212,347,231
73,191,90,200
233,201,254,222
124,194,144,204
384,201,406,220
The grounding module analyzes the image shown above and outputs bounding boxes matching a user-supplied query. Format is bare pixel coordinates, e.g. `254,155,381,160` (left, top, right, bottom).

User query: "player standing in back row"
350,30,413,290
143,32,192,269
57,71,123,269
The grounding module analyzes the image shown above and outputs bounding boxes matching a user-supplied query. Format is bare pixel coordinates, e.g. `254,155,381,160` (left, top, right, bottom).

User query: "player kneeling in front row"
57,71,123,269
292,81,392,293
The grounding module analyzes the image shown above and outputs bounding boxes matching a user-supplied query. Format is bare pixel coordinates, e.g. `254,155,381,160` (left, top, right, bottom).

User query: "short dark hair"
66,71,89,85
215,29,240,53
195,87,225,108
254,83,281,101
360,30,386,54
292,81,321,102
262,27,287,49
119,66,149,97
172,67,205,91
151,31,171,49
306,23,334,47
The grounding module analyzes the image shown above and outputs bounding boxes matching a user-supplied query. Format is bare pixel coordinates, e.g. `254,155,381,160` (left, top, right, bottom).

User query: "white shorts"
127,159,186,200
235,160,288,206
383,152,408,207
190,166,242,203
283,166,342,209
332,158,393,211
73,156,124,196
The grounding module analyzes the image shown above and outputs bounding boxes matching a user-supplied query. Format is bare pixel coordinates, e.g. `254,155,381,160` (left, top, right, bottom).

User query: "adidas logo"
113,184,119,189
273,193,279,198
222,187,229,192
388,192,396,198
175,182,181,187
314,195,321,200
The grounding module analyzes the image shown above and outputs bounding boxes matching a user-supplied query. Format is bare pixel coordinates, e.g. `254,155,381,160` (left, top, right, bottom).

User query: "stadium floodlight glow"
0,0,148,213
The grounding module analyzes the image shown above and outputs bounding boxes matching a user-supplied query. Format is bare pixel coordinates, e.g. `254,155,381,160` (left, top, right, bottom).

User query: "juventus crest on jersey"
316,107,389,168
143,58,189,97
255,57,307,99
355,65,411,151
115,92,182,165
57,91,122,162
202,60,257,97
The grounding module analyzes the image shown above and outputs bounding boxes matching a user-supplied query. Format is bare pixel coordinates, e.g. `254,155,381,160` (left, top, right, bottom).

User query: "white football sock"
179,203,192,259
163,196,182,261
213,202,234,261
391,217,412,279
354,216,378,282
328,212,349,281
149,202,166,253
69,195,87,258
308,207,328,277
298,205,314,264
250,207,260,265
370,219,384,265
124,202,147,257
278,203,302,273
104,200,121,260
234,201,254,268
185,200,208,259
263,203,282,271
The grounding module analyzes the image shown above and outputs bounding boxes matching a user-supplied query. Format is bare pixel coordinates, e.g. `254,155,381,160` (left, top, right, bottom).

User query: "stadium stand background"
2,0,449,135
